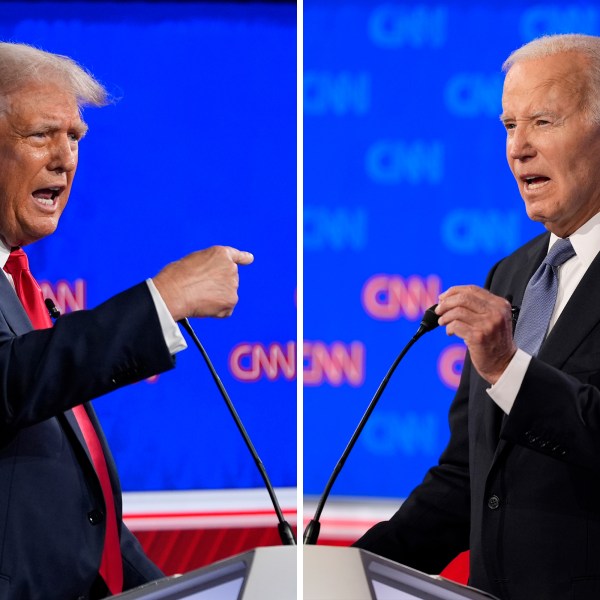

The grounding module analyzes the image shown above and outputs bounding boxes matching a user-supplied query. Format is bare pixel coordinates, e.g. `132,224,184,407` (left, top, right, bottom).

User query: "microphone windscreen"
420,304,440,332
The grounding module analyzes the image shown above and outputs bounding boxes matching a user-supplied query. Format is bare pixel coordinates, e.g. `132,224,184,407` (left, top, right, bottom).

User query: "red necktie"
4,248,124,594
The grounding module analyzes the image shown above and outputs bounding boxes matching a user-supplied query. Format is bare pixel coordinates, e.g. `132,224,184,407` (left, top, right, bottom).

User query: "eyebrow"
498,110,559,123
30,120,89,137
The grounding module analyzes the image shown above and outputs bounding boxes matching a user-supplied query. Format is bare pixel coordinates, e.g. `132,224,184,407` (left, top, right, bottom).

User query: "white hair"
503,34,600,124
0,42,107,113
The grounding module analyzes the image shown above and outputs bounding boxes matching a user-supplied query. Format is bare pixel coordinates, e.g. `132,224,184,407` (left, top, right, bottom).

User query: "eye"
503,122,516,132
536,119,550,126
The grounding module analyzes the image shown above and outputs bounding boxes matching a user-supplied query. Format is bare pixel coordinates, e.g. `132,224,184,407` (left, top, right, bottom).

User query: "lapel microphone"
44,298,61,320
505,295,520,331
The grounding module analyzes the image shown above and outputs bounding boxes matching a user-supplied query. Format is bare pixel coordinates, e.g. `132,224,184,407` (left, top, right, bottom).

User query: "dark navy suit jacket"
355,232,600,600
0,276,175,599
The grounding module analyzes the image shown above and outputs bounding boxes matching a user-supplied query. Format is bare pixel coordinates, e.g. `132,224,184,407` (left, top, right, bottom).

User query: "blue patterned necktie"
513,238,576,356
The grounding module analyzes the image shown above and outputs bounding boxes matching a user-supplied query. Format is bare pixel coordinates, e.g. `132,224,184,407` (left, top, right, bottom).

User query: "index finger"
438,285,485,302
437,285,507,316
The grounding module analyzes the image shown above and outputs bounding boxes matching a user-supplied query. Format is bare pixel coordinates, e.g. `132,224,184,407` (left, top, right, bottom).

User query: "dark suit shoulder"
491,231,548,274
483,232,549,300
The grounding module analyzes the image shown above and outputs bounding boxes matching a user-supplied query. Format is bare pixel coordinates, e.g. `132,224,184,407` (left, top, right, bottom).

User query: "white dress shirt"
0,240,186,355
488,211,600,413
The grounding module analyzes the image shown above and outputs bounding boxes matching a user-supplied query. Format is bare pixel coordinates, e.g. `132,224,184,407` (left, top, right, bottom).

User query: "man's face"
501,52,600,237
0,81,87,248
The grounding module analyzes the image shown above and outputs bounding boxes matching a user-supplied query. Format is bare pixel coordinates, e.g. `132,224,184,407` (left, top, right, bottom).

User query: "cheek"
58,193,70,213
557,162,591,200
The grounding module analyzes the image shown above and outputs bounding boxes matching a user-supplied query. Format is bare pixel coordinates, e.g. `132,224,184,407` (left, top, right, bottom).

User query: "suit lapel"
0,270,33,335
64,405,119,505
0,271,100,473
503,234,549,308
63,407,95,467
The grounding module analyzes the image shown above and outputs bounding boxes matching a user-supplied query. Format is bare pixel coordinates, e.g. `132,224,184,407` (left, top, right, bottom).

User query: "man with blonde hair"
0,42,252,599
356,34,600,600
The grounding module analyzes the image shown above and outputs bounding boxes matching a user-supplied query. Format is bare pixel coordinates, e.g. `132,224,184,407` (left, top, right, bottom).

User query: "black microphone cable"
303,305,440,545
179,318,296,546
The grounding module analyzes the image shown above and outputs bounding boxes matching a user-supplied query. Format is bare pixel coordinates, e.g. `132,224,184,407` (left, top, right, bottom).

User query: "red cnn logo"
229,342,296,382
303,340,365,387
362,274,441,321
437,344,466,390
40,279,87,314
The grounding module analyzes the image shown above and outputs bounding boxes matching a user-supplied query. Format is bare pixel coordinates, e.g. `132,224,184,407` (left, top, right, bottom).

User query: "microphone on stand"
178,317,296,546
303,305,440,545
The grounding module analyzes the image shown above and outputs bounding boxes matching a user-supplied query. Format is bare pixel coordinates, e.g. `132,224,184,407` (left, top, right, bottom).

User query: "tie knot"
4,248,29,275
544,238,576,268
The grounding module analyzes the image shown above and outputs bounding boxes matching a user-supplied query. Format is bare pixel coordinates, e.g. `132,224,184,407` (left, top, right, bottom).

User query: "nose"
47,135,77,174
507,125,535,162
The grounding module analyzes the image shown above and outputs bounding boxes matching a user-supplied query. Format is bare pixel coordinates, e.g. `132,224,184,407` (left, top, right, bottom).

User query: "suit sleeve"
352,354,472,573
0,282,175,433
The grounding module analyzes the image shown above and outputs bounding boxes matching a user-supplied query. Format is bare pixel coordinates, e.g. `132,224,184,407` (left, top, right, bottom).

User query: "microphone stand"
303,305,439,545
179,318,296,546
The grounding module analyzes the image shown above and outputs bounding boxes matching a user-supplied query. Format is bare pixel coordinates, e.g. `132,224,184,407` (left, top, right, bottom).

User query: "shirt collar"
549,211,600,270
0,238,12,271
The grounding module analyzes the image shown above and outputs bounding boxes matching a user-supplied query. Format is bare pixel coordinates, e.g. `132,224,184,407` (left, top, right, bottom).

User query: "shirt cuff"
146,278,187,355
486,348,532,414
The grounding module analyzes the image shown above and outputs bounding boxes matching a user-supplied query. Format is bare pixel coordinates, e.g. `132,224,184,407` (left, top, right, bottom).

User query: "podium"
112,545,499,599
112,546,296,599
304,546,500,600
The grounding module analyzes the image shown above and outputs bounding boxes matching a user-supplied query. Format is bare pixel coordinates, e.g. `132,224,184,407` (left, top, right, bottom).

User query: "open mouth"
32,187,63,206
522,176,550,190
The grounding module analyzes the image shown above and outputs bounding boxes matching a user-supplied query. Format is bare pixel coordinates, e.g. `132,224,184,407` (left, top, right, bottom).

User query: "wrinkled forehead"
0,71,81,109
1,81,84,125
502,52,589,107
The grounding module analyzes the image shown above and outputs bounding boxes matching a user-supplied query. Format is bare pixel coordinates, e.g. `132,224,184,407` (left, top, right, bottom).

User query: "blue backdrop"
303,1,598,498
1,2,296,491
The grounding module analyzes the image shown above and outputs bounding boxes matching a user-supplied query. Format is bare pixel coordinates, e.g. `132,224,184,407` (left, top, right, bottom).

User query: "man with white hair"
355,34,600,599
0,42,253,599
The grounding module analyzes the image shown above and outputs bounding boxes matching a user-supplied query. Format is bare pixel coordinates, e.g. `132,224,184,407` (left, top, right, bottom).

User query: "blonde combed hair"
0,42,107,112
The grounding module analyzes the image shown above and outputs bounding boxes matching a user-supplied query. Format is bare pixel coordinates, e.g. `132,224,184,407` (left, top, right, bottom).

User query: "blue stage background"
1,2,296,491
304,1,598,499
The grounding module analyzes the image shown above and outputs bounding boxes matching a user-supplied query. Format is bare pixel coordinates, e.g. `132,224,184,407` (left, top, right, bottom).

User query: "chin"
524,208,546,224
22,224,59,246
